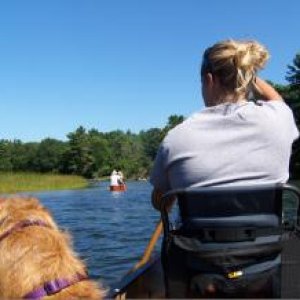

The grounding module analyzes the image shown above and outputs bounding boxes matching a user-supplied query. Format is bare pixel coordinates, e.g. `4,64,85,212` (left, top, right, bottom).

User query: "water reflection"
110,191,124,199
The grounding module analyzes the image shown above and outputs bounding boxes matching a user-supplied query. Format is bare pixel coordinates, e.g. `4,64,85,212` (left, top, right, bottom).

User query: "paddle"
131,220,163,271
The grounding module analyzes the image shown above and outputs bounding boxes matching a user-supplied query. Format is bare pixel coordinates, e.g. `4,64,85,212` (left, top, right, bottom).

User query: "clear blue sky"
0,0,299,141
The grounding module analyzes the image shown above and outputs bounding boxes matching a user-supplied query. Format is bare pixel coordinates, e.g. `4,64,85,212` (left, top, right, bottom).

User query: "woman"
150,39,298,208
110,170,119,187
117,170,125,185
150,39,299,297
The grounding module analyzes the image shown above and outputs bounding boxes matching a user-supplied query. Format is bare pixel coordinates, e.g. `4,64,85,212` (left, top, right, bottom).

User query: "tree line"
0,53,299,179
0,116,184,179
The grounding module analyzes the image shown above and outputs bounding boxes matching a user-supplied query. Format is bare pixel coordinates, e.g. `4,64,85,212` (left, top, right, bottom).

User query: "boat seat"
160,183,300,298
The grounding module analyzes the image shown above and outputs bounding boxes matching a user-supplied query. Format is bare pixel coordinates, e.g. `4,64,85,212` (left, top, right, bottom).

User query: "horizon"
0,0,299,142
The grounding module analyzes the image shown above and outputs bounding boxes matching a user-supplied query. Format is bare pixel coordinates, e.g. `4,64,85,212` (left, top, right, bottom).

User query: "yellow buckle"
227,270,243,279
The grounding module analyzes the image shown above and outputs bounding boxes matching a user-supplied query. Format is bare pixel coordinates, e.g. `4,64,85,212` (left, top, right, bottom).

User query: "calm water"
27,181,159,289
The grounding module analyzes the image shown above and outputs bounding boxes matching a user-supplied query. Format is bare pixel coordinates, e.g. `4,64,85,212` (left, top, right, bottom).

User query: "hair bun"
246,41,269,70
235,41,269,71
201,39,270,97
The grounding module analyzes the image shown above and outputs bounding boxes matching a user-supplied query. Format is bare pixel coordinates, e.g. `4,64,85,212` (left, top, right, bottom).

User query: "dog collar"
0,219,50,243
23,273,88,299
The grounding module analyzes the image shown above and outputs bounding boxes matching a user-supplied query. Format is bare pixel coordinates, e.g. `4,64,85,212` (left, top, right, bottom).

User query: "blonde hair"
201,39,269,97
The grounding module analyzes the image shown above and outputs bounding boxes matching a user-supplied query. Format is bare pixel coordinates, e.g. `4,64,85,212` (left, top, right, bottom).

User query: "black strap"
170,234,282,257
173,227,282,243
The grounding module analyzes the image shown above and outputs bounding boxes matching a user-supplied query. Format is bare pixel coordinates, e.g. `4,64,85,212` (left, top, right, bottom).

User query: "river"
29,181,158,290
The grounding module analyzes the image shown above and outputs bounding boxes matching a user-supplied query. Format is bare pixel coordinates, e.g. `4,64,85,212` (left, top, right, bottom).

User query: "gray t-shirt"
150,100,299,193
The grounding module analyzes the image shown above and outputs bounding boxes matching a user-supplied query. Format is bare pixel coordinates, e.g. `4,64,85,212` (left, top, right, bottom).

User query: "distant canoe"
110,184,127,192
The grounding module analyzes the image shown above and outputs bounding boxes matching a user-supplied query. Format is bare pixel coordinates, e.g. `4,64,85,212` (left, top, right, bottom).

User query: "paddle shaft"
132,220,163,270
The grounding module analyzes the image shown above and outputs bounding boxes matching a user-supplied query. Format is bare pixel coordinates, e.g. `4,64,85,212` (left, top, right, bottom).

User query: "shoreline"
0,172,88,194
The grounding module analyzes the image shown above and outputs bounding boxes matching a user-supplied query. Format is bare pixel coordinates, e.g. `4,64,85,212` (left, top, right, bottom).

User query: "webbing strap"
174,227,282,242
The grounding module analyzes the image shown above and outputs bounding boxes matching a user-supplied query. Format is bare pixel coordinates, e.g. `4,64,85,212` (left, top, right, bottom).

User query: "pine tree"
286,53,300,89
62,126,96,178
285,53,300,179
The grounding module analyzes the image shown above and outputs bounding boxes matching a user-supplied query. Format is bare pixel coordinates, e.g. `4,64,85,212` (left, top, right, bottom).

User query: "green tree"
118,131,145,179
22,142,39,171
0,140,12,171
105,130,126,171
32,138,67,173
88,129,111,177
62,126,96,178
10,140,32,171
140,128,162,161
104,130,144,178
273,53,300,179
286,53,300,91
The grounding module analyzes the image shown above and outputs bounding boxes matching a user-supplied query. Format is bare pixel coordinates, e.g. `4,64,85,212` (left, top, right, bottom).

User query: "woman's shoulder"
238,100,298,140
250,99,290,111
244,100,295,121
161,115,196,146
165,113,200,136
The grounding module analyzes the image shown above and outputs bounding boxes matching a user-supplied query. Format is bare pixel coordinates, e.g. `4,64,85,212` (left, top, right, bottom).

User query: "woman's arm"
253,77,283,101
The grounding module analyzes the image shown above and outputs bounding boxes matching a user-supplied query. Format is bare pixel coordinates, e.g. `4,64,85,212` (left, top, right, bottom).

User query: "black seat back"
160,183,300,298
178,184,282,233
161,184,300,242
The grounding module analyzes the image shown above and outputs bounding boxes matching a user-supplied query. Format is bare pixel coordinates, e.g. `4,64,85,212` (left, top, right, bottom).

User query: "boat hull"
109,256,165,299
110,185,127,192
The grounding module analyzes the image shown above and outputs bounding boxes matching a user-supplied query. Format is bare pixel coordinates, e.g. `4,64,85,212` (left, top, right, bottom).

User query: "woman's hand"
253,77,283,101
151,189,163,211
151,189,175,212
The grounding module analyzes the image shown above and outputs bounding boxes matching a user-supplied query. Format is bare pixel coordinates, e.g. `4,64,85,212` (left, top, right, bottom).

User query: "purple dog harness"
23,273,88,299
0,219,88,299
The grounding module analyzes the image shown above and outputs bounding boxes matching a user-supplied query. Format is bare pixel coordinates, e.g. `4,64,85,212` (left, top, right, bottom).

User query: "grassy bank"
0,172,88,194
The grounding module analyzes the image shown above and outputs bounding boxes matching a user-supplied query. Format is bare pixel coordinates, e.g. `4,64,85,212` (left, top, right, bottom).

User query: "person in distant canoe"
110,170,119,187
117,170,125,185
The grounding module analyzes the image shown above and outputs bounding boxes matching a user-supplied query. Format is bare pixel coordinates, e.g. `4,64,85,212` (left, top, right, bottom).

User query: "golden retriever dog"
0,197,104,299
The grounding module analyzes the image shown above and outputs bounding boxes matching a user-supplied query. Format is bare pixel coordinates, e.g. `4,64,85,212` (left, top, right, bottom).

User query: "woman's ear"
205,72,214,88
206,72,223,95
202,72,215,106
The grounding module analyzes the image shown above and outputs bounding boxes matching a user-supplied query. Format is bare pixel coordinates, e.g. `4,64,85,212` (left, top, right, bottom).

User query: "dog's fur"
0,197,104,299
